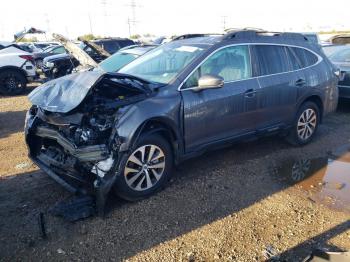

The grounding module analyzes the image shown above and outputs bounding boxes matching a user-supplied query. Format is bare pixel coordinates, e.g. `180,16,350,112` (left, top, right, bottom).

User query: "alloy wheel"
124,144,166,191
297,108,317,141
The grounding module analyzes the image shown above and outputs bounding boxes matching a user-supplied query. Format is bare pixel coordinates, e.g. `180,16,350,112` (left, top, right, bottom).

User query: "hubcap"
297,108,317,140
124,144,165,191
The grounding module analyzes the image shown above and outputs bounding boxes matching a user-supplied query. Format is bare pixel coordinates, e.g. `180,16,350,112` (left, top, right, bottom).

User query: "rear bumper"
338,85,350,99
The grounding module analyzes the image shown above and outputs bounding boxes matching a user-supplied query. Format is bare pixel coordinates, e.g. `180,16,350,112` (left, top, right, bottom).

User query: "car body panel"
181,78,260,151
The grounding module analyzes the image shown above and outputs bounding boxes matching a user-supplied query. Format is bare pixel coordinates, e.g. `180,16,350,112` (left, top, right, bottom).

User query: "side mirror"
192,74,224,92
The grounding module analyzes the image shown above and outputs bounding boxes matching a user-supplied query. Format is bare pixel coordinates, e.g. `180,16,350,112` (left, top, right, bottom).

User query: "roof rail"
223,29,308,41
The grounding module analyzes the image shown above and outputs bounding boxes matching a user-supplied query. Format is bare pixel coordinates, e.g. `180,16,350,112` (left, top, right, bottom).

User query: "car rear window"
255,45,290,75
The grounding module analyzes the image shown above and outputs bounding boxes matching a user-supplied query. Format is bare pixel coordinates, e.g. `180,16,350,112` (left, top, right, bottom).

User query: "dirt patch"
0,94,349,261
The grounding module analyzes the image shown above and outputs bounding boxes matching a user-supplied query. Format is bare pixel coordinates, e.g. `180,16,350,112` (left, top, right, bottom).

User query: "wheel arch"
299,95,324,123
129,117,183,164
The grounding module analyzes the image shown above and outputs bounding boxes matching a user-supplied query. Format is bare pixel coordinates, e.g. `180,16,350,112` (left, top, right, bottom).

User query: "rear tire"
286,101,320,146
113,134,173,201
0,70,27,95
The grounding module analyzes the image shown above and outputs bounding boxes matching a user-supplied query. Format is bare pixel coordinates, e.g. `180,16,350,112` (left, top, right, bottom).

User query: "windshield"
119,42,206,84
329,47,350,63
99,52,138,72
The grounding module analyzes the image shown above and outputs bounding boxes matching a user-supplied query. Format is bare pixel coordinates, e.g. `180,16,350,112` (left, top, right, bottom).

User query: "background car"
323,45,350,99
33,45,67,68
80,38,135,62
0,44,37,95
42,41,145,79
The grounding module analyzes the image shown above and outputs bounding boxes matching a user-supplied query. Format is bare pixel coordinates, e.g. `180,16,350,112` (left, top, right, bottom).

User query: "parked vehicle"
323,45,350,99
80,38,135,62
25,30,338,211
41,53,79,79
0,44,37,95
33,45,66,68
41,42,149,80
328,34,350,45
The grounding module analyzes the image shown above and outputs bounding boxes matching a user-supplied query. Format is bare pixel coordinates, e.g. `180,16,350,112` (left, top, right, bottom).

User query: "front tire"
0,70,27,95
113,134,173,201
286,101,320,146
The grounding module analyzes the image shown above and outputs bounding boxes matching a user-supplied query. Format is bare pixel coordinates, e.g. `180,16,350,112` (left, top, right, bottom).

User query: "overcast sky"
1,0,349,41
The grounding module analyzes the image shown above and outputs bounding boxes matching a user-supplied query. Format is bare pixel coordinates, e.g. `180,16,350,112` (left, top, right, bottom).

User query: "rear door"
251,44,302,130
181,45,260,151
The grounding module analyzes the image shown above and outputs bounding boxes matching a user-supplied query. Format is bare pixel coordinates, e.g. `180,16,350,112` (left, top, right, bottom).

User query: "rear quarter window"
290,47,318,68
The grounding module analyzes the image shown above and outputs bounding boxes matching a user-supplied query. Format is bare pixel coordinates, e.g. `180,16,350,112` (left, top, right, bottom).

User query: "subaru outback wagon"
25,30,338,210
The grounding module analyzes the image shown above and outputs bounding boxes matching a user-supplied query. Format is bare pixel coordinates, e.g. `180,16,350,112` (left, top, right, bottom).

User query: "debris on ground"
37,212,47,239
263,244,280,260
15,162,31,170
49,195,96,222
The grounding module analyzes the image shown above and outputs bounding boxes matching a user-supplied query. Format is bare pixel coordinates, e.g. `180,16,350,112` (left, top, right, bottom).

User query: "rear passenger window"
255,45,290,75
291,47,318,68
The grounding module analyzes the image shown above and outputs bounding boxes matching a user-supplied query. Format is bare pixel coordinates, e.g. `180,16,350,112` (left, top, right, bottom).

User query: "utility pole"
88,13,93,35
101,0,109,37
125,0,139,37
88,0,93,35
221,16,227,32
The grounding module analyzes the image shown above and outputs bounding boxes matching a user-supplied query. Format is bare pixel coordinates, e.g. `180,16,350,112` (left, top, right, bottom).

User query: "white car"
0,43,37,95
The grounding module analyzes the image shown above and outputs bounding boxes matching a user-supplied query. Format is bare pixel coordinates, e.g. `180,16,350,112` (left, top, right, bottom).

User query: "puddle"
275,144,350,213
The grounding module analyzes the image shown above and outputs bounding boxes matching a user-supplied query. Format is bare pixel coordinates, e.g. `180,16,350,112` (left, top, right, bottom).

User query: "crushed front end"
25,71,152,214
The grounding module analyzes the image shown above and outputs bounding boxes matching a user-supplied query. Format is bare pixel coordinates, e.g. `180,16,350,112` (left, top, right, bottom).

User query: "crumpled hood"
28,71,104,113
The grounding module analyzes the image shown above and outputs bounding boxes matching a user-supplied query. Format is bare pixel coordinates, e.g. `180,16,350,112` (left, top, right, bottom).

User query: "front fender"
114,89,181,152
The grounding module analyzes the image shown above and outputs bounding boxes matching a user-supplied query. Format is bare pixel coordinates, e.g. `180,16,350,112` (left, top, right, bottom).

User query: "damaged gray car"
25,30,339,213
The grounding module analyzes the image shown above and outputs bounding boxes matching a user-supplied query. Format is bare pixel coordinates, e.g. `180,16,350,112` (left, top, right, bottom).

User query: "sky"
0,0,350,41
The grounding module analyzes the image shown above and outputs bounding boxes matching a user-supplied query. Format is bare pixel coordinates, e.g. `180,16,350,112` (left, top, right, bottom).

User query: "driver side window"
184,45,251,89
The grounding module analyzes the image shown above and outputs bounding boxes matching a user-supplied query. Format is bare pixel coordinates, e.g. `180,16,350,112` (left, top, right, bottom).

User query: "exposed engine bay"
25,71,155,212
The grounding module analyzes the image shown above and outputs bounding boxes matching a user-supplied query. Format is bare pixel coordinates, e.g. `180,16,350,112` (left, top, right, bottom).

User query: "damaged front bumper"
25,109,122,215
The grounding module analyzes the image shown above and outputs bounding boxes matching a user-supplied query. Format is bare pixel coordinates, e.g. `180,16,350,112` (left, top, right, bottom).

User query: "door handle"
244,89,256,98
295,79,306,87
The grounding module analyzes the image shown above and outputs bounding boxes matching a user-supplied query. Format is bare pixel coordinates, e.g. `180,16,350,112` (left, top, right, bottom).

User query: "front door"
180,45,260,152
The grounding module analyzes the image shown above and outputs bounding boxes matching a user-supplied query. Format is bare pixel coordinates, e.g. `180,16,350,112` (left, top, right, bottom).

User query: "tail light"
19,55,34,64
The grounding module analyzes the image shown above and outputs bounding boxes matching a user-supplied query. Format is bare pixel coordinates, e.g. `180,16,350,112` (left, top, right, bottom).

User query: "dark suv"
25,30,338,211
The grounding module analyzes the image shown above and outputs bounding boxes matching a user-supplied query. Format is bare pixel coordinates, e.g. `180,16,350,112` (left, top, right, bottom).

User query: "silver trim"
178,43,323,91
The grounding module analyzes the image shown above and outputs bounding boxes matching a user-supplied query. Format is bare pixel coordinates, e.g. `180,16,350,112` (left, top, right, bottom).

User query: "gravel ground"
0,90,349,262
